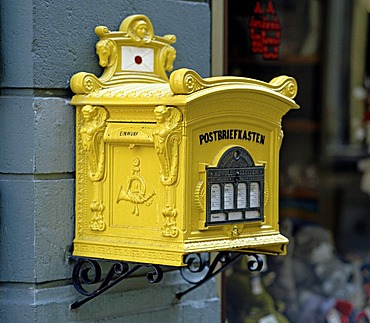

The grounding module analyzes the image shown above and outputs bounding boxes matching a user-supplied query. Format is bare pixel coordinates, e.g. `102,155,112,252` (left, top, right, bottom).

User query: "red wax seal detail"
134,56,143,64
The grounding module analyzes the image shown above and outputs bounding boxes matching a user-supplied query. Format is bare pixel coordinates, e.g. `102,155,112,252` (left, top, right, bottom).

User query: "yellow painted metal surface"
70,15,299,266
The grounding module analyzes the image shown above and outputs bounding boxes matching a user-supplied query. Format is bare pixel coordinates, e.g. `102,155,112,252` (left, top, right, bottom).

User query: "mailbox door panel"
106,145,161,231
73,115,187,265
185,100,281,243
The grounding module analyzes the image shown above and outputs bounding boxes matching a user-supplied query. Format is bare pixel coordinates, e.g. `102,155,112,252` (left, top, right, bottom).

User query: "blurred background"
215,0,370,321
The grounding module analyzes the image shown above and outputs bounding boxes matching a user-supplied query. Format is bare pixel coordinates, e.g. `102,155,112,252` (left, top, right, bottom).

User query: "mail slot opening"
206,146,264,226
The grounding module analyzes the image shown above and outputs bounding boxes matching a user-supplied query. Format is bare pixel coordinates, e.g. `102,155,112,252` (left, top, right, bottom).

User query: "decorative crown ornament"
70,14,177,94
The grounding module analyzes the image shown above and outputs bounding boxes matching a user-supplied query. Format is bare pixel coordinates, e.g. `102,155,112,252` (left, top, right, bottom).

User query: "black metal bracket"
70,252,263,309
176,252,263,299
69,256,163,309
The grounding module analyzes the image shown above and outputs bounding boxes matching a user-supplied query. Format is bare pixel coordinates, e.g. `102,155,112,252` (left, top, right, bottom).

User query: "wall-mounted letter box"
70,15,299,267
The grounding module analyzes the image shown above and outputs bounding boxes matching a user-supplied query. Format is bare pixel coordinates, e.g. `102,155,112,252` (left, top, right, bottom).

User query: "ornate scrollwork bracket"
70,252,263,308
176,252,264,300
70,257,164,309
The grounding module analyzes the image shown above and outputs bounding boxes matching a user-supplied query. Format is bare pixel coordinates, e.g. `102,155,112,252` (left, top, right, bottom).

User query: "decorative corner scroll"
269,75,298,99
70,72,105,94
95,25,110,37
169,68,206,95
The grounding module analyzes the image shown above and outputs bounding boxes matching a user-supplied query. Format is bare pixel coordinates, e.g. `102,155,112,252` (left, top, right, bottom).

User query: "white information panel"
224,183,234,209
210,184,221,210
237,183,247,208
250,182,260,208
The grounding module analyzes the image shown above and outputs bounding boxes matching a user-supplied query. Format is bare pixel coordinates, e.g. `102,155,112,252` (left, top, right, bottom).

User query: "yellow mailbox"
70,15,299,267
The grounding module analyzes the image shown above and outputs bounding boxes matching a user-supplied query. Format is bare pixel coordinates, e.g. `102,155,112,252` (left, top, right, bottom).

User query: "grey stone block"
0,96,75,174
0,178,74,283
34,179,75,282
0,1,34,87
0,96,35,174
33,97,75,174
0,179,35,282
0,283,38,322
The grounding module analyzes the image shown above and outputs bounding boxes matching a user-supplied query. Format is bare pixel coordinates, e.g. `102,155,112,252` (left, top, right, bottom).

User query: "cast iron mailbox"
69,14,299,267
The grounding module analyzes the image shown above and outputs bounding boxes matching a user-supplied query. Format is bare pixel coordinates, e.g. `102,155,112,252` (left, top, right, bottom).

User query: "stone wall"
0,1,218,321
